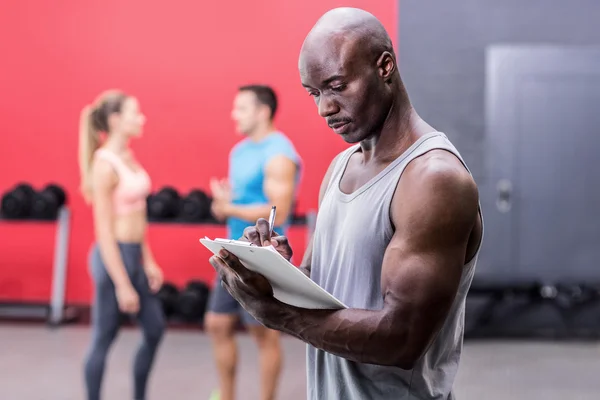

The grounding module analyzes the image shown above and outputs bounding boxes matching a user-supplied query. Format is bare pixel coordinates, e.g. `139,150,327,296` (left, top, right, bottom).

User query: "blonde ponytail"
78,105,100,204
78,90,128,204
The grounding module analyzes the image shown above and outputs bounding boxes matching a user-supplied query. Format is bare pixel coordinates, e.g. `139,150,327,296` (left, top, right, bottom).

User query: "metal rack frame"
0,206,72,326
48,207,72,325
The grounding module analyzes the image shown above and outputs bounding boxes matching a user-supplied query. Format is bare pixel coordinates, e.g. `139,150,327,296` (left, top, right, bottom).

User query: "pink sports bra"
94,148,152,216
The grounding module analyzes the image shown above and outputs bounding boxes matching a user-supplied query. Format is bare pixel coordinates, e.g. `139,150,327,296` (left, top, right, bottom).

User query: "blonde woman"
79,90,165,400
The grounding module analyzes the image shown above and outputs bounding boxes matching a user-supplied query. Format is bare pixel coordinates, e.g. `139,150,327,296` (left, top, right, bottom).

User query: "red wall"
0,1,397,305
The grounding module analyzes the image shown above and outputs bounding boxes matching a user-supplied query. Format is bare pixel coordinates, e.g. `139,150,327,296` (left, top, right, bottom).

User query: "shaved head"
298,8,401,144
301,7,394,63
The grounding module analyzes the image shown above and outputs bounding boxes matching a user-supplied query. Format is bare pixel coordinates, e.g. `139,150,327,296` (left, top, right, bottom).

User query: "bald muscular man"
209,7,484,400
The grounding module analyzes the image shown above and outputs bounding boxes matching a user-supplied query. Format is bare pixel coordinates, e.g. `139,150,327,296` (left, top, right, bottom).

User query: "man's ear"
377,51,396,82
260,104,272,122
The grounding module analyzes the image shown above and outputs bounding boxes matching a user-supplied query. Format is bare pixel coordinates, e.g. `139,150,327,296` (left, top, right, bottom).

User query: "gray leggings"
84,242,165,400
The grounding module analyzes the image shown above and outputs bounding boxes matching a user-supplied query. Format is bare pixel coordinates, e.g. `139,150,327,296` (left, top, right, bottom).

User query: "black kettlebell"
181,189,212,222
147,186,181,220
157,282,180,317
31,183,67,220
1,182,36,219
177,280,210,322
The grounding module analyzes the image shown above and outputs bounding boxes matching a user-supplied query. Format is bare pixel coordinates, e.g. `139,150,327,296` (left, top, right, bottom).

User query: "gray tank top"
307,132,483,400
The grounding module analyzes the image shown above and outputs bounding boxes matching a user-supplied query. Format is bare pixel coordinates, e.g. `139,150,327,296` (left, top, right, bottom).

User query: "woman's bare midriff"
112,209,148,244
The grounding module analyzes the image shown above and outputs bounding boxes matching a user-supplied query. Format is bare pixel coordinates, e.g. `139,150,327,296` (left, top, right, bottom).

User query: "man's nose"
318,94,339,118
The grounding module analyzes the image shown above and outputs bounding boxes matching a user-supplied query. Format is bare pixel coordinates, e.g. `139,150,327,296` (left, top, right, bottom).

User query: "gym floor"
1,324,598,400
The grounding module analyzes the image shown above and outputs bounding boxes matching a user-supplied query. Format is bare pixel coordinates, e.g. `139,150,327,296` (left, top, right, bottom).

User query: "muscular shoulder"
267,131,295,146
262,133,300,173
404,150,477,197
264,132,299,160
392,149,479,240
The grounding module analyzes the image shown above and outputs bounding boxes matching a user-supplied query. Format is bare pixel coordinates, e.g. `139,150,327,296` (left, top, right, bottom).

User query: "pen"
268,205,276,238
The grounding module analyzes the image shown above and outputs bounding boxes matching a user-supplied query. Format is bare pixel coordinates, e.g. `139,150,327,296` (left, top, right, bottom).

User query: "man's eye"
308,91,320,97
331,84,346,92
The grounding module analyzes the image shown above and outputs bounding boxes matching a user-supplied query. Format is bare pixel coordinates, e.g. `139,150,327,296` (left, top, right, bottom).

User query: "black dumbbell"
1,183,36,219
556,283,596,308
147,186,181,220
31,183,67,220
157,282,179,318
177,280,210,322
181,189,212,222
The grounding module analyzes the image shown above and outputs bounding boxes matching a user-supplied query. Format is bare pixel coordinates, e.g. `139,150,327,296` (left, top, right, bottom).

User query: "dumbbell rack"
0,206,75,326
465,278,600,340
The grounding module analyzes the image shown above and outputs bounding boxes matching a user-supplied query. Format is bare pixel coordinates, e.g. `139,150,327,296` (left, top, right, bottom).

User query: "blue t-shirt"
227,131,301,240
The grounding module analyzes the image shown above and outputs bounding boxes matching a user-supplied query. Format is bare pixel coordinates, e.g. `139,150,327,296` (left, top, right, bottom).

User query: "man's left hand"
209,249,289,329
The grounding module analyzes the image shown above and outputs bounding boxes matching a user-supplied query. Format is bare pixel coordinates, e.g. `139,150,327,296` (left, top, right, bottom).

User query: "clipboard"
200,237,347,310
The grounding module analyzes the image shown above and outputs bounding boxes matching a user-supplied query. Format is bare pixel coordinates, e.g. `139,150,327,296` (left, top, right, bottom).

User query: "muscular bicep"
380,156,479,362
264,155,298,226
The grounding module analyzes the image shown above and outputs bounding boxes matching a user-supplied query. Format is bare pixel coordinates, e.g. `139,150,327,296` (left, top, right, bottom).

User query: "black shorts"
207,277,261,326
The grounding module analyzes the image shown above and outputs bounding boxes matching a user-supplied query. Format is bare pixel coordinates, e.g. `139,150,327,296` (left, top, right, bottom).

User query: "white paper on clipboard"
200,237,347,310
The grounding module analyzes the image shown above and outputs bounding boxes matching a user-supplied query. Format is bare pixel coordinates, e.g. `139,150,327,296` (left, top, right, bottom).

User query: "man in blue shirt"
207,84,301,400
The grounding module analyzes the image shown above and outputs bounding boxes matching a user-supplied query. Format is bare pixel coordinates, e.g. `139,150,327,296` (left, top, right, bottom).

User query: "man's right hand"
243,219,294,261
116,283,140,314
269,236,294,261
209,177,232,202
209,177,232,222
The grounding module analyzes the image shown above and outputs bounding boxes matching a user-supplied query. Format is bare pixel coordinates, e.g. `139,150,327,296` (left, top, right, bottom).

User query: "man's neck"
248,123,276,142
360,100,434,165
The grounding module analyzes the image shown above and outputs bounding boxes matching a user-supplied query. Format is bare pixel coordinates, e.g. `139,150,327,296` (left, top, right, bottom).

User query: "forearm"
96,237,132,289
276,305,412,368
141,236,157,268
225,204,275,225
